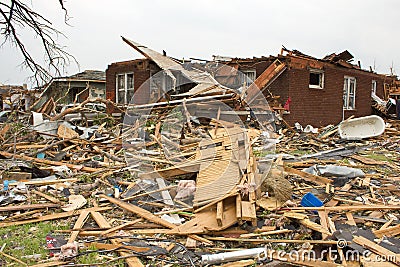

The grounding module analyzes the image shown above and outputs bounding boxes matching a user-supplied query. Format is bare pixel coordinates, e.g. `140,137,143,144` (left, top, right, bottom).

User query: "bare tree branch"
0,0,77,86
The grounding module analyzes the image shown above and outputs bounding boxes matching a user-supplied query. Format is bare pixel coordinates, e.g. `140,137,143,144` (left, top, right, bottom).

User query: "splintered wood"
193,126,246,205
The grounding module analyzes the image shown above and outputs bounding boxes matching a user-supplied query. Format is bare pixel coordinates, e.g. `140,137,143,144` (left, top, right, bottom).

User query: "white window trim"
116,73,134,104
343,76,356,110
309,69,324,89
371,80,377,95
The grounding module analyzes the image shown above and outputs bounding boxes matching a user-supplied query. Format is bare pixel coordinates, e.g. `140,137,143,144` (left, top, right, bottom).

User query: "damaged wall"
284,59,385,126
236,55,385,127
105,59,160,113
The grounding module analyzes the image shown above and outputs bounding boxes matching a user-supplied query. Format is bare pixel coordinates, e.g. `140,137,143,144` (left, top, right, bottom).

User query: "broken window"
240,70,256,87
309,69,324,89
372,80,377,95
116,73,134,104
343,76,356,110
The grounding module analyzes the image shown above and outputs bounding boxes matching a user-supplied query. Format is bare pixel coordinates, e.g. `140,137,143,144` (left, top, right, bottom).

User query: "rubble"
0,42,400,267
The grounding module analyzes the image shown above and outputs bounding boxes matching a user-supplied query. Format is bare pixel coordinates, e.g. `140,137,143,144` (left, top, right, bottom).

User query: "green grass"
0,221,69,265
0,221,126,265
365,152,393,163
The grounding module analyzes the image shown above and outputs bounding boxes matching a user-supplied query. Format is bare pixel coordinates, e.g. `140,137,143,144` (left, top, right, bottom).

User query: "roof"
67,70,105,81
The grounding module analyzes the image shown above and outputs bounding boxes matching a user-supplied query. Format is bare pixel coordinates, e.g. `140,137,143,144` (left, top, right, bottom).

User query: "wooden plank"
90,211,111,228
346,212,357,226
169,200,237,234
29,261,67,267
155,178,174,206
216,201,223,227
0,207,110,228
380,218,395,230
241,201,256,225
9,178,77,187
100,218,142,236
236,194,242,224
318,210,330,239
374,223,400,238
284,166,333,185
32,189,62,204
100,194,175,228
0,203,59,212
0,151,99,173
68,210,90,243
89,210,144,267
299,218,331,235
100,194,212,245
353,236,400,265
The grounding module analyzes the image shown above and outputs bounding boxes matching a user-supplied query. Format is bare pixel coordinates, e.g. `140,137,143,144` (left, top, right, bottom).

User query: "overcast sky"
1,0,399,85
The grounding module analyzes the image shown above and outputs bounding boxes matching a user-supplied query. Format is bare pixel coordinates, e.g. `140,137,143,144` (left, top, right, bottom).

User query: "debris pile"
0,40,400,267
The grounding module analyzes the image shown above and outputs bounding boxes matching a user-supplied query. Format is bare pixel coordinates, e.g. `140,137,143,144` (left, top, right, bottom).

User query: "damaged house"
32,70,106,113
217,49,386,127
106,39,386,127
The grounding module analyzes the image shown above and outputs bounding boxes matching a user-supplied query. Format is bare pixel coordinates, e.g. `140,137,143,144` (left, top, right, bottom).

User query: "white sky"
1,0,399,85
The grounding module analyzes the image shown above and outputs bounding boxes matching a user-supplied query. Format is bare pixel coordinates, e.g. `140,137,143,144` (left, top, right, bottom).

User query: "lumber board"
100,194,212,245
284,166,333,185
0,203,59,212
0,151,99,173
89,210,144,267
353,236,400,265
0,207,110,228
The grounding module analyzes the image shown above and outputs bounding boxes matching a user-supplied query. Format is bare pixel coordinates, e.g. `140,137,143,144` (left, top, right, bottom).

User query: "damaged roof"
68,70,106,81
122,37,235,97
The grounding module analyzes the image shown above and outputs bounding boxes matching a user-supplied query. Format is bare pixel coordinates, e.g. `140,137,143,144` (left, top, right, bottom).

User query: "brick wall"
237,56,387,127
284,64,385,127
105,59,158,112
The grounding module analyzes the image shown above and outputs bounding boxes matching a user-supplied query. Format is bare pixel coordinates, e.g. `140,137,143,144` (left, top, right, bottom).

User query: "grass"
0,221,126,266
0,221,69,265
365,152,393,163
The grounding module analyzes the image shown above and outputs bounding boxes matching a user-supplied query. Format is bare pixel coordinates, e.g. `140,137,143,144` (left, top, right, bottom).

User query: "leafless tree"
0,0,77,85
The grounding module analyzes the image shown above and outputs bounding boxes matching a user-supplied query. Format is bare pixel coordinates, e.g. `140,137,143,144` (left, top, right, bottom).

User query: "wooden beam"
100,194,212,245
0,203,59,212
374,224,400,238
0,207,110,228
89,210,144,267
68,210,90,243
353,236,400,265
284,166,333,185
0,151,99,173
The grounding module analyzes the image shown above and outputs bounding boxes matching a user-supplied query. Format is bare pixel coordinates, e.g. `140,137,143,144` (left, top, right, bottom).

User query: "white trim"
371,80,377,95
343,76,356,110
309,68,324,89
116,73,134,104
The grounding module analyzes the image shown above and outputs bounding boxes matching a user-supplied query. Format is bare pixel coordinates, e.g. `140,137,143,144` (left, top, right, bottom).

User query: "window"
309,69,324,89
240,70,256,86
371,80,377,95
116,73,134,104
343,76,356,110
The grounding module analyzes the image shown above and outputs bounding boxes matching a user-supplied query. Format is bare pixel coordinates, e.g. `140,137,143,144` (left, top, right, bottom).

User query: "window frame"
343,76,357,110
309,68,324,89
371,80,377,95
116,73,134,104
241,69,256,86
